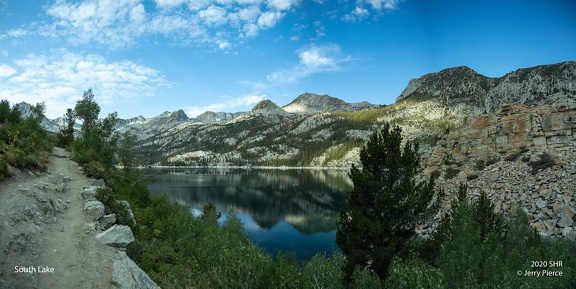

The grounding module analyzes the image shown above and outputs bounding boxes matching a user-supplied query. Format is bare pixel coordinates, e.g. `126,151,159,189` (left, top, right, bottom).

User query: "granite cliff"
419,103,576,238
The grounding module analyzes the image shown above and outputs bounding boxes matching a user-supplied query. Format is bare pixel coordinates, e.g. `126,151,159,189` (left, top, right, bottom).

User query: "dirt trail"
0,147,121,289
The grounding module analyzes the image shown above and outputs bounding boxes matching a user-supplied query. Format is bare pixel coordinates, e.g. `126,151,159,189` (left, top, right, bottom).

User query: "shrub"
303,252,344,289
385,257,445,289
126,240,145,263
24,154,40,169
352,266,382,289
0,159,9,180
84,160,106,179
444,167,460,179
95,186,133,227
96,187,118,210
475,160,485,171
3,146,25,168
466,173,479,180
529,152,555,174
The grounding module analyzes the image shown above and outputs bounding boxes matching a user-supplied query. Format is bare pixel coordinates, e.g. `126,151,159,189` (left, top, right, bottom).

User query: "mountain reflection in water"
148,168,351,260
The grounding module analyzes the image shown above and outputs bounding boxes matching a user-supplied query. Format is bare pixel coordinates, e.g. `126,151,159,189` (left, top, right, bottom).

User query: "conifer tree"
336,123,437,285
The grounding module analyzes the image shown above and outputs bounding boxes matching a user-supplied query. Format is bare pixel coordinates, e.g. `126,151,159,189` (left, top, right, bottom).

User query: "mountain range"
19,61,576,167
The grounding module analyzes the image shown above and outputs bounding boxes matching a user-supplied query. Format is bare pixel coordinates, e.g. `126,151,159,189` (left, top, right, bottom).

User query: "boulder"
536,199,547,209
99,213,116,229
96,225,134,247
81,186,100,200
51,199,68,213
112,252,160,289
84,200,105,221
562,206,576,219
562,226,573,237
92,179,106,187
557,216,574,228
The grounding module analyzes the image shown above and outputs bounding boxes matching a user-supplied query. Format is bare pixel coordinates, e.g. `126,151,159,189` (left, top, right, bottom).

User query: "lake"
148,168,351,261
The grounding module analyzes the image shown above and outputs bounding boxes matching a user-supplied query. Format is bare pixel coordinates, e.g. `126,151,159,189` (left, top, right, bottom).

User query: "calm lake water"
148,168,351,261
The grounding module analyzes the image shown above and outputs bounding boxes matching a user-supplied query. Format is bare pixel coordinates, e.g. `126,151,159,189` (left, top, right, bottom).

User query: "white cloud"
342,0,400,22
342,6,370,22
231,6,261,23
241,23,259,37
5,0,399,51
257,11,284,28
0,49,169,119
6,29,28,37
366,0,400,10
130,4,147,22
198,5,228,26
32,0,291,49
42,0,148,48
183,94,265,117
217,39,231,49
154,0,187,9
265,43,351,84
267,0,299,11
187,0,212,11
0,64,16,77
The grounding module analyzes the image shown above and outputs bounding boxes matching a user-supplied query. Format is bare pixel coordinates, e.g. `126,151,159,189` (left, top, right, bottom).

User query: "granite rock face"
112,252,160,289
419,103,576,238
95,225,134,248
422,103,576,176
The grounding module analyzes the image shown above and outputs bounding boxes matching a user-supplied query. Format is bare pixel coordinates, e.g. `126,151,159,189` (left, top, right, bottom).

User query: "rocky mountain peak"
193,111,245,123
251,99,285,114
172,109,189,121
154,109,188,121
282,93,377,114
396,61,576,113
283,93,348,114
487,61,576,112
396,65,494,106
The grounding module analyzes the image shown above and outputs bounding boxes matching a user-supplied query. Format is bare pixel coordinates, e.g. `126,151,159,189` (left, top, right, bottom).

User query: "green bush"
530,152,555,174
352,266,382,289
0,159,9,180
385,257,445,289
3,146,25,168
126,240,145,263
303,252,344,289
84,160,106,179
95,186,133,227
444,167,460,179
475,159,486,171
96,187,118,210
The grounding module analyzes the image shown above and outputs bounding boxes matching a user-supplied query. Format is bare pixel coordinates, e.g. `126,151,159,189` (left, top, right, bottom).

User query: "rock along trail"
0,147,122,289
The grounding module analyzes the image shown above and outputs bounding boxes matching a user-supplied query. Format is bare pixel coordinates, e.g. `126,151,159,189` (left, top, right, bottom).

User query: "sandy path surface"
0,147,122,289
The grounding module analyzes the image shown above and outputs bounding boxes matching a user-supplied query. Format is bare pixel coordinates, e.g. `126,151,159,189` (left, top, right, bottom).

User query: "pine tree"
336,123,437,285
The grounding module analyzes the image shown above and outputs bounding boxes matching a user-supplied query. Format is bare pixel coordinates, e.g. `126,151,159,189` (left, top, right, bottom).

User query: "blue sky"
0,0,575,119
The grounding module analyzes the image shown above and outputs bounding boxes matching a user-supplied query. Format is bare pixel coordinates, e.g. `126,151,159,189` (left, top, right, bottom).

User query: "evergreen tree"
118,131,136,170
336,123,437,285
56,108,76,148
30,102,46,123
474,191,504,242
75,88,100,135
72,88,118,167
